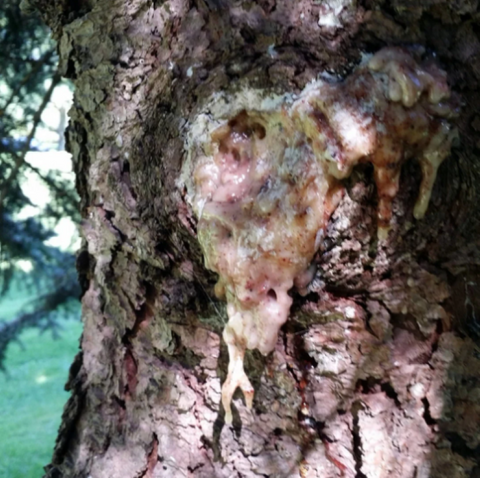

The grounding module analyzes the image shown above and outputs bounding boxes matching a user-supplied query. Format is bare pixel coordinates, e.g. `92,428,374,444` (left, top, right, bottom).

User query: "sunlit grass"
0,281,82,478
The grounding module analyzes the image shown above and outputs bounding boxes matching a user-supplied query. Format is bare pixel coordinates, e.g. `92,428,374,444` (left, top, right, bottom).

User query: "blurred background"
0,1,82,476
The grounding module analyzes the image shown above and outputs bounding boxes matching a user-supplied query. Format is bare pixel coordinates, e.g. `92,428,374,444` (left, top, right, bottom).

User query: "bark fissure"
421,397,437,427
139,433,159,478
351,401,367,478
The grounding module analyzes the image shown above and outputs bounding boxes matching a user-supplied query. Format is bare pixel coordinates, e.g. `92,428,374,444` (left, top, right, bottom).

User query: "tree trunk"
34,0,480,476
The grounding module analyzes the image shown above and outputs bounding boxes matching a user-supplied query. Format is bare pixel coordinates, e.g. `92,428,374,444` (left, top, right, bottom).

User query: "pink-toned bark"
30,0,480,476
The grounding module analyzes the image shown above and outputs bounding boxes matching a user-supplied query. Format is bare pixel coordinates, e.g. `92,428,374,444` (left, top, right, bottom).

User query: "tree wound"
183,47,458,424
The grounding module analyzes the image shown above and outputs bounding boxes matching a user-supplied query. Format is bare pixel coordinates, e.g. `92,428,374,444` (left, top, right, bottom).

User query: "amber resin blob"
185,47,458,424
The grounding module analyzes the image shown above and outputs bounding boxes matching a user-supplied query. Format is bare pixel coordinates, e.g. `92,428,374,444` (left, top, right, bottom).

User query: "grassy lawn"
0,282,82,478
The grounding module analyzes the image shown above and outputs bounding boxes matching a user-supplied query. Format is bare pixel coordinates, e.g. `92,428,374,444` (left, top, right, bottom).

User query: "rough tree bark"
31,0,480,477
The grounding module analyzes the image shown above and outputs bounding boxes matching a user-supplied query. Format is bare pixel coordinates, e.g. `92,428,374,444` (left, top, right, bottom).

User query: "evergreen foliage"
0,0,80,368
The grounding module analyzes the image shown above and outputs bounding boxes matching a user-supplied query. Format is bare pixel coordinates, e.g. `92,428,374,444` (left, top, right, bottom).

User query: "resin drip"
187,48,457,423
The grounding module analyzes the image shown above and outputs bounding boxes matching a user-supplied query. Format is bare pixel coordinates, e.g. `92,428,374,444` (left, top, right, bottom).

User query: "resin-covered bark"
184,47,457,424
29,0,480,476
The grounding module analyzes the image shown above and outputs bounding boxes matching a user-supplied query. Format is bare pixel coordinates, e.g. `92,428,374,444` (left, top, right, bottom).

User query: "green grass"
0,282,82,478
